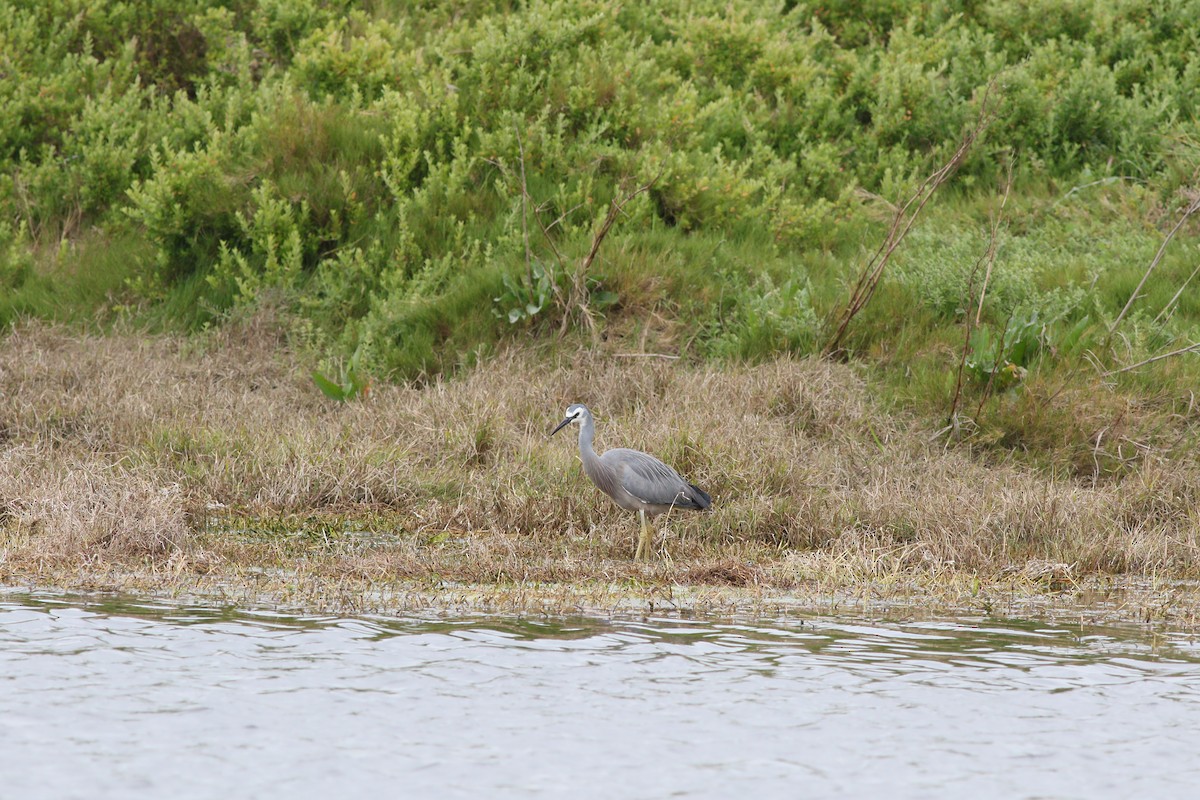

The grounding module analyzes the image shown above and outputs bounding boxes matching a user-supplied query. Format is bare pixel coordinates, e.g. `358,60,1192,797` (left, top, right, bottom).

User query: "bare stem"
613,353,680,360
947,157,1013,430
824,80,996,359
1109,194,1200,335
975,156,1014,326
947,260,985,433
975,309,1014,421
557,174,660,337
1153,260,1200,325
1104,341,1200,376
514,125,533,291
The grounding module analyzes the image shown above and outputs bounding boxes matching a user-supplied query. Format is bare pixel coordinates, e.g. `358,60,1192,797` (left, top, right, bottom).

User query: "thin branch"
579,181,655,276
824,79,997,359
531,206,569,274
558,173,660,337
976,156,1014,325
514,125,533,291
1110,193,1200,334
1103,341,1200,376
543,202,585,234
528,197,582,310
975,309,1014,420
1052,175,1141,208
947,245,993,431
1153,260,1200,325
947,157,1014,430
613,353,680,360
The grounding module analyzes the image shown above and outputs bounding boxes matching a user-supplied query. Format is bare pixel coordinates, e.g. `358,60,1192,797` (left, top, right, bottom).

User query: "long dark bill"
550,417,573,436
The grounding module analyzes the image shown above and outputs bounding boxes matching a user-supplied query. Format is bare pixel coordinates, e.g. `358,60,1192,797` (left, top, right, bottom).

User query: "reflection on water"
2,590,1199,799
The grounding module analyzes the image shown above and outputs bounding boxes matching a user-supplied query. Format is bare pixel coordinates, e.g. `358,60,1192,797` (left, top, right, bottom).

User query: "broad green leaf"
312,370,348,402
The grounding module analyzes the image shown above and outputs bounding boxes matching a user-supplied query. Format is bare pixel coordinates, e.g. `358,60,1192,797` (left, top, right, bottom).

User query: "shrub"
3,0,1199,385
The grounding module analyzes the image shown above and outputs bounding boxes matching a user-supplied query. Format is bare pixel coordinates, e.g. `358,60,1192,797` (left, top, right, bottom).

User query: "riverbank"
3,321,1199,625
5,558,1199,628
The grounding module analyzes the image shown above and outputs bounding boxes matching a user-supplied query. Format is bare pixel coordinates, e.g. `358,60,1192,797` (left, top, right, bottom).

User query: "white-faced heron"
550,403,712,560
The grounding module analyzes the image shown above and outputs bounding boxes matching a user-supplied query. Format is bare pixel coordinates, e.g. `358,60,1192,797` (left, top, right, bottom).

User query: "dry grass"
2,317,1200,621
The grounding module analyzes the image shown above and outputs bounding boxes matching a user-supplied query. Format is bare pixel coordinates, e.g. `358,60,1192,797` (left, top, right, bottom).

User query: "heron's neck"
577,415,597,461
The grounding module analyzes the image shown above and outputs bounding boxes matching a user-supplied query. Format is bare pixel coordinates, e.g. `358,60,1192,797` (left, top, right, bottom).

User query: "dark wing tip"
687,483,712,510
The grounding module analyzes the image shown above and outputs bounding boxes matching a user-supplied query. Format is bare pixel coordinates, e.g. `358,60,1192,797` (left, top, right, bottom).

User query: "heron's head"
550,403,588,436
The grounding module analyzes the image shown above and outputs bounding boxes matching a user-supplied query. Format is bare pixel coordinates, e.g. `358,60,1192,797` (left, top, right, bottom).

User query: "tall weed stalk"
824,83,998,359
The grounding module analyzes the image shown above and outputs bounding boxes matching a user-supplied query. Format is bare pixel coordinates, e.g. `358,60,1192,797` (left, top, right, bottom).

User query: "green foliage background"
3,0,1200,468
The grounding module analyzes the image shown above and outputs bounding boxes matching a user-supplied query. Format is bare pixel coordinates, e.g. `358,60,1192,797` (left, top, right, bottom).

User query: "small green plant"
1053,315,1097,359
493,260,560,325
312,353,370,402
492,252,620,328
708,275,820,359
0,222,35,290
965,310,1049,389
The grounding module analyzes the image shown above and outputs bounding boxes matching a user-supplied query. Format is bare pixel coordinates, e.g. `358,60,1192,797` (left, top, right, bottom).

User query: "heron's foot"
635,521,655,561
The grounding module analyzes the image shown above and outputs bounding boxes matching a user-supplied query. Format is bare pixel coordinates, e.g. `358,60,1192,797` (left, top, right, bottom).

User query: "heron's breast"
582,455,619,498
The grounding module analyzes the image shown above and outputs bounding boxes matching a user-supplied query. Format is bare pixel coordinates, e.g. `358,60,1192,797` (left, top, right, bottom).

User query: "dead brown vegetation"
1,318,1199,618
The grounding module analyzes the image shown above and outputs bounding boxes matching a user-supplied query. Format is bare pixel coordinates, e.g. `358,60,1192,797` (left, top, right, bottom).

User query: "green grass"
3,0,1200,475
0,228,152,328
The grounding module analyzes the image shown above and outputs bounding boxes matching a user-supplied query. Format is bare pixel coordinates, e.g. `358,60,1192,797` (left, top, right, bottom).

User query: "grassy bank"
2,319,1198,622
3,2,1199,469
3,1,1200,619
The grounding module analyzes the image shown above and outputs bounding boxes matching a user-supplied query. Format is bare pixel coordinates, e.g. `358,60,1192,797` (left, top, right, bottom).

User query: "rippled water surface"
3,591,1200,799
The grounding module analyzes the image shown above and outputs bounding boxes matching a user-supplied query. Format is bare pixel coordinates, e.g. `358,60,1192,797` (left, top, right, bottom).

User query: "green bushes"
1,0,1199,411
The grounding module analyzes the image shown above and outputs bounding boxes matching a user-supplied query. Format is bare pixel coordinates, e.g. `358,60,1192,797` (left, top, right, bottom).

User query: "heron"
550,403,712,560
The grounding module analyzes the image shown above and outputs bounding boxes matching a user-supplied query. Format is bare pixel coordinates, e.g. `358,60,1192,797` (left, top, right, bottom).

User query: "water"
3,591,1199,799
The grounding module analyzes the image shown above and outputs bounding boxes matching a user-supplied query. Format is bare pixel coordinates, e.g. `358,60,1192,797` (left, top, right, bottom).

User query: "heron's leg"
635,509,654,561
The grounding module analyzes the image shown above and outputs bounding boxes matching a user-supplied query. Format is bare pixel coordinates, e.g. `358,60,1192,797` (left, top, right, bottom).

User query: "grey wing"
603,448,709,509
